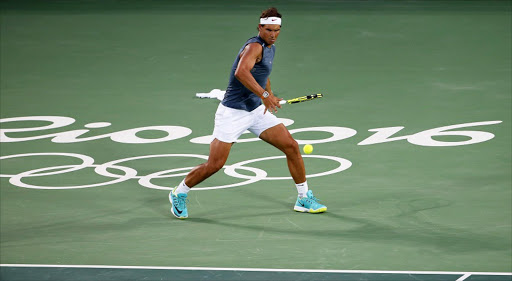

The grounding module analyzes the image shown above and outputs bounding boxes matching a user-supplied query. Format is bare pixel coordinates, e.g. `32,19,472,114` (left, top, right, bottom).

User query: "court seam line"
1,264,511,276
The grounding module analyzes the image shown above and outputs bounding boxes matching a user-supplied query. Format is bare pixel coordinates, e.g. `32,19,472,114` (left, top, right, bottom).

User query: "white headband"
260,17,281,25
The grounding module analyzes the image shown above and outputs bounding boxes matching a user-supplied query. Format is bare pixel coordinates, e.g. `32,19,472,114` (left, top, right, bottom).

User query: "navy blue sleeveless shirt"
222,36,275,112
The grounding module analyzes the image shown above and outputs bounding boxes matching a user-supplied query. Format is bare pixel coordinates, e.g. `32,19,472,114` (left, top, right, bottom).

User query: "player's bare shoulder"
239,42,263,63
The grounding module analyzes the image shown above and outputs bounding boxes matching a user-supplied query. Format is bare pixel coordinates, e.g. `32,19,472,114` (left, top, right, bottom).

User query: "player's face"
258,24,281,45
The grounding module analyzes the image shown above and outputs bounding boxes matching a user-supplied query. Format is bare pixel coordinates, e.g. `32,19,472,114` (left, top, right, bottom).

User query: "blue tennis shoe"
294,190,327,213
169,187,188,219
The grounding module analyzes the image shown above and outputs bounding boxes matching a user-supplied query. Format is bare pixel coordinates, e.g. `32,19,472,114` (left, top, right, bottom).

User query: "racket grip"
279,100,286,105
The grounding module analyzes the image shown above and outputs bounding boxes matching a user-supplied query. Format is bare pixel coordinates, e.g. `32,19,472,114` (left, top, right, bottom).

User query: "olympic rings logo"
0,153,352,190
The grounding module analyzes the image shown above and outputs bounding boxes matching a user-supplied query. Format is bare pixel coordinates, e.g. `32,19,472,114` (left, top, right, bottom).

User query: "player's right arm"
235,43,282,114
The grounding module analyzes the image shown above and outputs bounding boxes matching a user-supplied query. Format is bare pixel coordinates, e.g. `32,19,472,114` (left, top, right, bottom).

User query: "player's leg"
259,124,327,213
170,103,251,219
185,138,233,187
258,124,305,184
170,139,232,219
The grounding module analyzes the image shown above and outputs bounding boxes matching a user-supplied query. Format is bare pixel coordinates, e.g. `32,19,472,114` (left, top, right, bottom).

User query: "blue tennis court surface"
1,265,511,281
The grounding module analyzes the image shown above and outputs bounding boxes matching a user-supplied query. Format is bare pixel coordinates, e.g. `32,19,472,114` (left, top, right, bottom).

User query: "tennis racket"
279,93,323,105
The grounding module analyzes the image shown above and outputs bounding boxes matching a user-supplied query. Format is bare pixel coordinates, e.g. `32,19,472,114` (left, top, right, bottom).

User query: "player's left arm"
265,78,274,96
265,78,271,93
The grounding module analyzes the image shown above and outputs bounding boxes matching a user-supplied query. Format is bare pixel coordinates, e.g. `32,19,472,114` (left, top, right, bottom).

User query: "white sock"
296,181,309,198
175,180,191,194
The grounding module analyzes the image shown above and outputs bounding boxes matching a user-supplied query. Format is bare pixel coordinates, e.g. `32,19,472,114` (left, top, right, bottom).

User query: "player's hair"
259,7,282,24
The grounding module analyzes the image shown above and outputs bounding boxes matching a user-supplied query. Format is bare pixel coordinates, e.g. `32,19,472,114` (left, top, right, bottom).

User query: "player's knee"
283,138,300,154
206,159,225,173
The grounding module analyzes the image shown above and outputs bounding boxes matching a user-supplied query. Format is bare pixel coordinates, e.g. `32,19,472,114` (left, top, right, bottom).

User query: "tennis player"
170,7,326,219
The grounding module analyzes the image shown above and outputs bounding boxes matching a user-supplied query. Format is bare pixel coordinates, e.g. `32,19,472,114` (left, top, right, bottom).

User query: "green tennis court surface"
1,1,511,280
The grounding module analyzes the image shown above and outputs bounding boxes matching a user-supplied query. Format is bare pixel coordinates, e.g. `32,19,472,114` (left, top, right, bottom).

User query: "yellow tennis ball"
303,144,313,154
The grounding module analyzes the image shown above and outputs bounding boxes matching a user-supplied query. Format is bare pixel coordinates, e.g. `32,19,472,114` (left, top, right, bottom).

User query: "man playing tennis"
170,7,326,219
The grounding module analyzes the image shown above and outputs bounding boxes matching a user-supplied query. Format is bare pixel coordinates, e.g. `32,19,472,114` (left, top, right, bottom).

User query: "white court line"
1,264,512,276
456,274,472,281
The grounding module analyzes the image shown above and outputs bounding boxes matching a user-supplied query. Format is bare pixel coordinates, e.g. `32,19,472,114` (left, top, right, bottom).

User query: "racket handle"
279,100,287,105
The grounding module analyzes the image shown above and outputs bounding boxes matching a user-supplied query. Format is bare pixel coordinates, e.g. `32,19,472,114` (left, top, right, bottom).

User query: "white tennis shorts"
213,103,282,143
